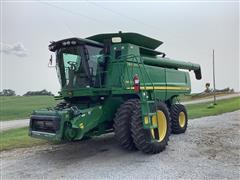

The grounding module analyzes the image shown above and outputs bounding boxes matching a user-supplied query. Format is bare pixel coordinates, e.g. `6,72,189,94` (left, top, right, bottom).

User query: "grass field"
0,127,47,151
1,96,239,151
0,96,57,121
186,96,240,119
0,94,237,121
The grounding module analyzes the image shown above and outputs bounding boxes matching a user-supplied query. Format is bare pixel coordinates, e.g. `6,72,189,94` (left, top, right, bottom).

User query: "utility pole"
213,49,216,105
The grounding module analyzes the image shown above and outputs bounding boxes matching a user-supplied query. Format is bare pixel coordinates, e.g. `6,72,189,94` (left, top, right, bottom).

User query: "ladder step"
147,100,155,104
142,100,155,104
148,113,156,116
143,112,156,116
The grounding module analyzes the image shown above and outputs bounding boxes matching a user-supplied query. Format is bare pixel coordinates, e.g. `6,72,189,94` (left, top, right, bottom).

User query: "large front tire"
170,104,188,134
113,99,138,150
131,100,171,154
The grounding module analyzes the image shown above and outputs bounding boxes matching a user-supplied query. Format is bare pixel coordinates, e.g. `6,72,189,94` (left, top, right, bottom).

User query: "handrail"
94,54,156,98
116,54,156,93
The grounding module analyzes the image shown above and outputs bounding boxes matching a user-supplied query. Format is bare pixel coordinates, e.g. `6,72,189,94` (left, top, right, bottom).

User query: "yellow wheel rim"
179,112,186,128
150,110,167,142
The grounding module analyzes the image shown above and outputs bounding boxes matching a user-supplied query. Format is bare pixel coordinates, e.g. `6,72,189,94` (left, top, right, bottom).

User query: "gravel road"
182,93,239,105
0,119,29,132
1,110,240,179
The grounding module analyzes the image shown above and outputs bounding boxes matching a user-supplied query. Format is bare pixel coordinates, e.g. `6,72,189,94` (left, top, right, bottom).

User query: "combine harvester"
29,32,201,154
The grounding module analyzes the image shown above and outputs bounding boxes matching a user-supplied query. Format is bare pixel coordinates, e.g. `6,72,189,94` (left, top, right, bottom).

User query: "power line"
39,1,76,36
39,1,178,43
85,1,164,37
39,1,118,29
39,0,164,39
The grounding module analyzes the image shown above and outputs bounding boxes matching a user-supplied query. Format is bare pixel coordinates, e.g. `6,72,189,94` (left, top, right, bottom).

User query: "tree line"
0,89,54,96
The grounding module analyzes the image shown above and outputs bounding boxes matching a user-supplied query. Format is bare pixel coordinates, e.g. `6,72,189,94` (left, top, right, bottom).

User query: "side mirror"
48,54,56,67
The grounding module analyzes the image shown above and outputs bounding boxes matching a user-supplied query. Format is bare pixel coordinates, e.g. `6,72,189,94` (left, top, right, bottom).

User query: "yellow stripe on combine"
127,86,190,90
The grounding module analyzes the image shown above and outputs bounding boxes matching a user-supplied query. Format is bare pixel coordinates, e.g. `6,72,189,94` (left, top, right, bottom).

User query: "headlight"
62,42,67,46
71,41,76,45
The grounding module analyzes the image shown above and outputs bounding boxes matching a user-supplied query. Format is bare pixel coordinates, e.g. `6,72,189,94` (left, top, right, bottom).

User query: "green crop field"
0,96,58,121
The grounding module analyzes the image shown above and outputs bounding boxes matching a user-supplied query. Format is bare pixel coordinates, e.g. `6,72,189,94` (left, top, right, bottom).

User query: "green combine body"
29,32,201,154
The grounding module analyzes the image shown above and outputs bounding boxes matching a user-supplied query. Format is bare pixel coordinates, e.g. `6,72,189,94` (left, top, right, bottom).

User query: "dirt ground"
1,111,240,179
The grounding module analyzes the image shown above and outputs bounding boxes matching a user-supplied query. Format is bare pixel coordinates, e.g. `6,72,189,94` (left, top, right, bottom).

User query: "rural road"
1,93,239,132
182,93,239,105
1,110,240,179
0,119,29,132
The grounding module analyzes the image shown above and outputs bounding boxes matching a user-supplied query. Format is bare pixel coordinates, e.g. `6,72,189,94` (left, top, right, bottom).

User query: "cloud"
0,42,28,57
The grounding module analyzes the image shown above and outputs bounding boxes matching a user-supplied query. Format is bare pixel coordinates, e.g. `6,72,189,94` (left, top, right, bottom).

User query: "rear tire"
170,104,188,134
113,99,138,150
131,100,171,154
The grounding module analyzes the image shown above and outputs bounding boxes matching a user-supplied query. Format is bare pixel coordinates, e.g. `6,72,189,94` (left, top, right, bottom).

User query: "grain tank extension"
29,32,202,154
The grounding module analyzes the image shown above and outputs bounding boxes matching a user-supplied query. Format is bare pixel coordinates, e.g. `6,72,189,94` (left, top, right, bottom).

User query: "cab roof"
86,32,163,50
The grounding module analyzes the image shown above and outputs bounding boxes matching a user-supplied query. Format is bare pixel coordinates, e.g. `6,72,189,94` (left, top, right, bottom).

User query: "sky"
0,0,239,95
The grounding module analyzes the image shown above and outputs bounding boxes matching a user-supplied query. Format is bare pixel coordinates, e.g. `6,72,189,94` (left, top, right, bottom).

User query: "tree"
0,89,16,96
23,89,53,96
